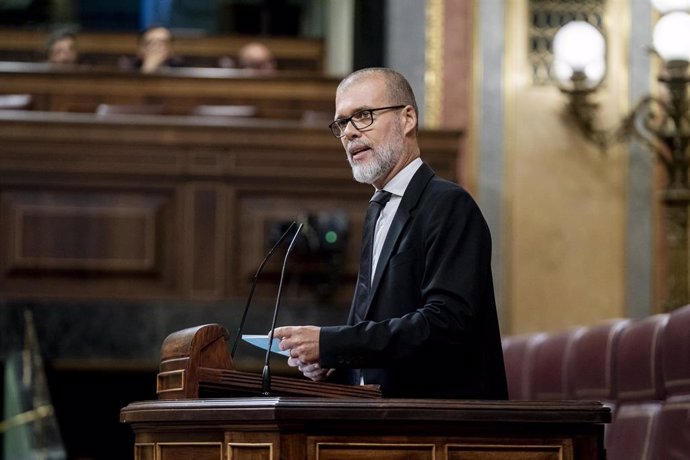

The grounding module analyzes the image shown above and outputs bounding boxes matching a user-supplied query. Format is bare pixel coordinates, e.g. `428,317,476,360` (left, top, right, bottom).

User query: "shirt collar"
377,157,423,197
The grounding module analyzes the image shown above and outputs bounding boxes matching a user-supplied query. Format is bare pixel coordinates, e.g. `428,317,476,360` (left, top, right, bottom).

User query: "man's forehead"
335,78,386,113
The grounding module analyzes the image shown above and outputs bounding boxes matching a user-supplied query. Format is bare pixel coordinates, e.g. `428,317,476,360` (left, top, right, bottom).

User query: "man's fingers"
298,363,316,373
287,356,302,367
300,364,331,381
272,326,294,350
272,326,292,337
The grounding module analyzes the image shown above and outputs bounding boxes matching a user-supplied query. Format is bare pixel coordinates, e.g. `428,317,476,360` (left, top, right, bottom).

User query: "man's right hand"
287,357,334,381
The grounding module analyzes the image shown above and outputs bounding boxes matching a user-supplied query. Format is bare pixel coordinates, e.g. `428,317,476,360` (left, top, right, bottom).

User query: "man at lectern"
273,68,508,399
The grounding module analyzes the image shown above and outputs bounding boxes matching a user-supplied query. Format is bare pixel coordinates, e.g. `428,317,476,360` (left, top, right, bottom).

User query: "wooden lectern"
121,324,610,459
155,323,381,399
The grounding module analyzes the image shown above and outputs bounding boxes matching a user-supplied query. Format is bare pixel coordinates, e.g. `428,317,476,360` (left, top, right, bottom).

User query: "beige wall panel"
504,0,628,333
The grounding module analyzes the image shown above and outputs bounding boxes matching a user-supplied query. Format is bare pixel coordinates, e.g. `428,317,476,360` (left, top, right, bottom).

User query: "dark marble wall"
0,296,349,460
0,297,349,371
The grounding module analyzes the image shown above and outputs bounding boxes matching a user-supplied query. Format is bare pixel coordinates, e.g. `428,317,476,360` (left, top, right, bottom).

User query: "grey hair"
337,67,418,130
45,28,77,55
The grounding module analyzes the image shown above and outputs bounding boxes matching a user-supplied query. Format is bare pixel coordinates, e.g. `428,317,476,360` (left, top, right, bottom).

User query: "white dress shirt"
371,158,423,281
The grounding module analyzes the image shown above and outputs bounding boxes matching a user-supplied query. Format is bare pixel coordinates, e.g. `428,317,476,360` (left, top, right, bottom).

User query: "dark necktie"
353,190,392,323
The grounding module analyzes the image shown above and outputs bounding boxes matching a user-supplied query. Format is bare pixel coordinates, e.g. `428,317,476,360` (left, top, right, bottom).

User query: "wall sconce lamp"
553,0,690,312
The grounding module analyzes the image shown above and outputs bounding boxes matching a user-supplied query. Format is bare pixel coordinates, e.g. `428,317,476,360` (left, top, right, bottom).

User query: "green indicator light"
325,231,338,244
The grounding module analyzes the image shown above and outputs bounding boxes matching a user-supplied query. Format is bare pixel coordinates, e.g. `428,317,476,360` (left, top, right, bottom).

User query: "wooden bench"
0,61,339,117
0,28,325,71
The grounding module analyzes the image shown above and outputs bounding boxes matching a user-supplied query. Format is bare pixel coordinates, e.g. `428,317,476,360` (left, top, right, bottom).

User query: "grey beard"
349,142,400,185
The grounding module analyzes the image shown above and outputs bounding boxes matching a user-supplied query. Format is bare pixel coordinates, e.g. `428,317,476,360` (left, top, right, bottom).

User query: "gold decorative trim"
156,369,185,394
228,442,274,459
134,443,154,460
157,442,223,459
316,442,435,459
468,1,482,195
0,404,54,433
446,441,569,454
425,0,444,128
502,0,529,335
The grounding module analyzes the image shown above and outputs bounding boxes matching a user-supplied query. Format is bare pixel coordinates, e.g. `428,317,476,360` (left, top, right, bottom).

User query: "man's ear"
402,105,417,136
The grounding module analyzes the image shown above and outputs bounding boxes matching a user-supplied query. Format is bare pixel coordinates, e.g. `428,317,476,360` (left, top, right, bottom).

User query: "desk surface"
122,396,611,423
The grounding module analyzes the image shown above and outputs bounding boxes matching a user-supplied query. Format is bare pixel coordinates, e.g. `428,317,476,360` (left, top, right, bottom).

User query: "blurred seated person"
46,28,79,66
237,42,276,73
119,25,184,73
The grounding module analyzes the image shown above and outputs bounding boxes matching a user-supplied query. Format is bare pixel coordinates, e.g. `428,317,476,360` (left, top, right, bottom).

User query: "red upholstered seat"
502,332,547,400
528,327,585,400
651,304,690,459
569,318,630,445
607,314,668,460
570,318,629,401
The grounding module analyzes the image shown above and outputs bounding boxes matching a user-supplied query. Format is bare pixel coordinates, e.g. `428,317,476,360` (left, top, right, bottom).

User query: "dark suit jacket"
320,163,508,399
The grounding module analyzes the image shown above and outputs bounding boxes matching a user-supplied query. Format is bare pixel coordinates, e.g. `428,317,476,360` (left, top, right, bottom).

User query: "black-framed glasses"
329,105,406,138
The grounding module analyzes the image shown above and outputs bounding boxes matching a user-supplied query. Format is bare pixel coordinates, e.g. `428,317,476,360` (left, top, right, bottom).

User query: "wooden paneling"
187,184,226,299
227,443,273,460
121,398,610,460
315,442,435,459
0,111,462,303
157,442,223,460
134,444,154,460
0,185,179,299
3,190,165,273
446,443,569,460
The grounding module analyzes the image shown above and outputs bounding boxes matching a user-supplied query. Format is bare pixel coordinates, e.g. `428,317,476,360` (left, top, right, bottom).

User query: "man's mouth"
349,145,371,160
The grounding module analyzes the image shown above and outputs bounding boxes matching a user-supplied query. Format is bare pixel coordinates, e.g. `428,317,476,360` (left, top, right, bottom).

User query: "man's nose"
342,120,360,139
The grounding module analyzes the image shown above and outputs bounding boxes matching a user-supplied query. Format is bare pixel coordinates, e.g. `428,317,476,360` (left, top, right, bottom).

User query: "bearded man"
273,68,508,399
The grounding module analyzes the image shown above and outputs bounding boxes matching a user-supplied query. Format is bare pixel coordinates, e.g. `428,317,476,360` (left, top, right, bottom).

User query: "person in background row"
46,28,79,65
237,41,276,73
119,25,184,73
273,68,509,399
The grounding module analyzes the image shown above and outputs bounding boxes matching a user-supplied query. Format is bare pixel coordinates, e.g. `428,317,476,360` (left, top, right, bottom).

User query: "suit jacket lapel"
364,163,435,318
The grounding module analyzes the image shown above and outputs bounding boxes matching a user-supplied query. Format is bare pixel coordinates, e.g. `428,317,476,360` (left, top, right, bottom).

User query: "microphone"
261,222,303,396
230,221,297,358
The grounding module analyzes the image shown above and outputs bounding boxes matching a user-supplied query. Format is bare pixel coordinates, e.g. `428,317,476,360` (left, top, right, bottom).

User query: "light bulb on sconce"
553,21,606,91
552,20,614,148
651,0,690,14
652,11,690,69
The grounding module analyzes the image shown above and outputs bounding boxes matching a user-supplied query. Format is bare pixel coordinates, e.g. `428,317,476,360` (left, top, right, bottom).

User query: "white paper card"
241,334,290,356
